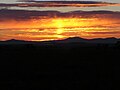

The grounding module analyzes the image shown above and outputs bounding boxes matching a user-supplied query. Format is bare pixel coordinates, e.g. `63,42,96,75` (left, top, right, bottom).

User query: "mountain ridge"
0,37,120,44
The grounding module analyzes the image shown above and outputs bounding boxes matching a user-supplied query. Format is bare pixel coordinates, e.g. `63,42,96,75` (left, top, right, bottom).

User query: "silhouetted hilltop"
0,39,32,44
0,37,119,45
6,39,25,42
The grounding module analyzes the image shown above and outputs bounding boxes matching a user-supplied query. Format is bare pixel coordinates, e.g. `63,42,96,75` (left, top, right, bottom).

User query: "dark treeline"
0,42,120,90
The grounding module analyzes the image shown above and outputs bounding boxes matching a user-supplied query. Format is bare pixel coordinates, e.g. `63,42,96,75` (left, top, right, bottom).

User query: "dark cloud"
0,1,119,8
0,9,120,21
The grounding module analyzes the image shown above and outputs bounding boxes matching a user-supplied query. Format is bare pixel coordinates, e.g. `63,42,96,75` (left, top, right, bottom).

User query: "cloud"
0,9,120,20
0,1,119,8
16,0,120,3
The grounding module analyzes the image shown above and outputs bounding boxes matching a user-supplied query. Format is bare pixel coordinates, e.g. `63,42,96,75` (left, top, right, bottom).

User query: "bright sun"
55,19,64,35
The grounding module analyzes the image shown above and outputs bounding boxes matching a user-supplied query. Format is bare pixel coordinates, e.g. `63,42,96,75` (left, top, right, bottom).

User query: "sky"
0,9,120,41
25,0,120,3
0,0,120,12
0,0,120,41
0,0,120,3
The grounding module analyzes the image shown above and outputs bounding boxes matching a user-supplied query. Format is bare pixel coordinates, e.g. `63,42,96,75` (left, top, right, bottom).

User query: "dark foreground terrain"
0,41,120,90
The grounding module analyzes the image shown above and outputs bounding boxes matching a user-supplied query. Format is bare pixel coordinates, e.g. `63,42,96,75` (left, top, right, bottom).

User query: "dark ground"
0,43,120,90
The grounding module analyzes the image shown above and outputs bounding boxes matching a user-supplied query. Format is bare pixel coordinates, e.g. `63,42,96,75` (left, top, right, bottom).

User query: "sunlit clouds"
0,10,120,41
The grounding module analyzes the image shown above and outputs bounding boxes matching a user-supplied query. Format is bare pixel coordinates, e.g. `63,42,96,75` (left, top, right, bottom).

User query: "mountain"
55,37,119,44
0,37,120,45
0,39,32,44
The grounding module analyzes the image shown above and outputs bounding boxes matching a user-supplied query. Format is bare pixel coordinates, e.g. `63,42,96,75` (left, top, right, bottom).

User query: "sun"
54,19,64,35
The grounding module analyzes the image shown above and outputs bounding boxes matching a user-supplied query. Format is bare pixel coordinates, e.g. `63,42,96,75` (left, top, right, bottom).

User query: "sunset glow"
0,0,120,41
0,15,120,41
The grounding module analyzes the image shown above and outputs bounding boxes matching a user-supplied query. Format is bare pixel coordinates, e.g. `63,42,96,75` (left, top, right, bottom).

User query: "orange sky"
0,13,120,41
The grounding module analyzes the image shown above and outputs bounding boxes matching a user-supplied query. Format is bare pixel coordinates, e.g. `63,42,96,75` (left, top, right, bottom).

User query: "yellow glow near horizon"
55,19,64,35
0,16,120,41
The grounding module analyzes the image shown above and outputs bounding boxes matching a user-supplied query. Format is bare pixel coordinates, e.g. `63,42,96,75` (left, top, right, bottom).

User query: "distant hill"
0,37,120,45
0,39,33,44
54,37,120,44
